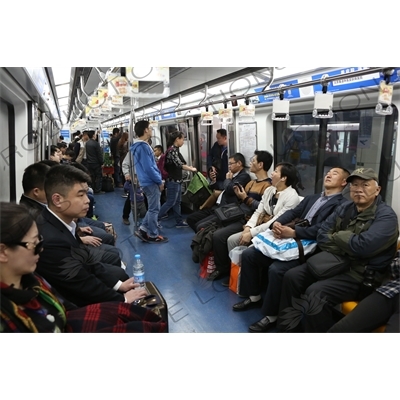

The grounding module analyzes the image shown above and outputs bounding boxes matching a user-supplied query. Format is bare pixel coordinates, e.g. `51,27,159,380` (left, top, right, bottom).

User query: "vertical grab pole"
129,98,138,230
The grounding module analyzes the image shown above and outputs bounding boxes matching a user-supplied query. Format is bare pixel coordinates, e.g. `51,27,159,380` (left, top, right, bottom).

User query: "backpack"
156,146,173,180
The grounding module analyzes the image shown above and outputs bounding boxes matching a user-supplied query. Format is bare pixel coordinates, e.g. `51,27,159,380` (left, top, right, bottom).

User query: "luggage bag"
134,282,169,332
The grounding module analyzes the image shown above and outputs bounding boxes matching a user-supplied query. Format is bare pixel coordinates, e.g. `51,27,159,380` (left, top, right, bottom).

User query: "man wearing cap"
277,168,399,332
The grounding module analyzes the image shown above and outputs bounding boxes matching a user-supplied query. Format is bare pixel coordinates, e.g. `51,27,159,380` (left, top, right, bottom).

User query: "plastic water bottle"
133,254,145,287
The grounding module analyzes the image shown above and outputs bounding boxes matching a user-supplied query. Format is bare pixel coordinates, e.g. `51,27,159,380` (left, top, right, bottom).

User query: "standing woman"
117,131,129,185
158,131,197,228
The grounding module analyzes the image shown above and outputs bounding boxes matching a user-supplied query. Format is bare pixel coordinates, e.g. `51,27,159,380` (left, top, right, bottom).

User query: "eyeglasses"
228,161,238,166
6,235,44,255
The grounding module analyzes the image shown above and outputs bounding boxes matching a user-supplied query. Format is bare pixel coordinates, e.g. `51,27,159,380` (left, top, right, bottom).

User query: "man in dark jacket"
109,127,122,187
36,164,147,306
187,152,251,232
85,130,104,193
278,168,399,332
233,167,350,333
207,128,228,190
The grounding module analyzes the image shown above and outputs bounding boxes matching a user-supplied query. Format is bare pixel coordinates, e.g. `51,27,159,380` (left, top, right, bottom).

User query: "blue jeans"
158,180,183,224
140,184,161,238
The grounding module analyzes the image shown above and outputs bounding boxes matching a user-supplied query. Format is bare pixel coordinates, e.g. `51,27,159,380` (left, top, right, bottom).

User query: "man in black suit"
36,164,147,307
19,161,115,246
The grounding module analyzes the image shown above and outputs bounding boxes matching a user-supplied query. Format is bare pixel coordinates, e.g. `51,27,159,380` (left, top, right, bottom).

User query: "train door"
0,99,16,202
274,106,398,201
196,116,236,176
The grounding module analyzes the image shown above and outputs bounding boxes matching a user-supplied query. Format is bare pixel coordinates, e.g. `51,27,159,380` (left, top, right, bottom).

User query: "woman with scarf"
0,202,167,333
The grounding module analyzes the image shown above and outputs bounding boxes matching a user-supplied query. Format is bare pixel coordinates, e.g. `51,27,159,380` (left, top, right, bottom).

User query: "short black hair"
253,150,273,172
113,127,120,135
134,120,149,138
230,152,246,167
44,164,91,204
275,162,299,188
216,128,227,137
22,162,51,193
154,145,164,153
38,160,59,167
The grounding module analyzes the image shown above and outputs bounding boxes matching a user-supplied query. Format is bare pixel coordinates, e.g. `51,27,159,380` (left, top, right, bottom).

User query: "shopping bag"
252,230,317,262
186,172,213,208
228,246,248,294
199,251,216,278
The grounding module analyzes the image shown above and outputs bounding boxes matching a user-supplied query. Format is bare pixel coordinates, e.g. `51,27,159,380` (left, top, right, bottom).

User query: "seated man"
187,152,252,232
278,168,399,333
328,249,400,333
208,150,273,281
232,167,350,333
36,164,147,307
20,162,115,246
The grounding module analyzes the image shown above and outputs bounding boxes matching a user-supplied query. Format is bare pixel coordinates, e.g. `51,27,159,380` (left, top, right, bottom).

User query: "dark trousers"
277,263,363,332
212,221,245,275
86,192,95,217
239,246,302,316
328,292,400,333
123,192,131,219
239,246,272,296
113,157,121,185
87,163,103,193
187,208,216,232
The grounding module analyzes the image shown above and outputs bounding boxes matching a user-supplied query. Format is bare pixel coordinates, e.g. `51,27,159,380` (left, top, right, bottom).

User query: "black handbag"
102,176,114,192
307,251,350,280
214,203,245,224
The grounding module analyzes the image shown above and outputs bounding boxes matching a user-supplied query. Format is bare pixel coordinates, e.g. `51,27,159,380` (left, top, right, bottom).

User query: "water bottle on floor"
133,254,145,287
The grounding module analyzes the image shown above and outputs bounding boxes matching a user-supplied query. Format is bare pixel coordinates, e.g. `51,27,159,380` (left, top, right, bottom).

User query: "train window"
274,107,398,201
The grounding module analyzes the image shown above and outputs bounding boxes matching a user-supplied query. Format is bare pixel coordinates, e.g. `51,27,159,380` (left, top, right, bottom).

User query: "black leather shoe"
207,270,227,281
221,278,230,287
249,316,277,332
232,298,262,312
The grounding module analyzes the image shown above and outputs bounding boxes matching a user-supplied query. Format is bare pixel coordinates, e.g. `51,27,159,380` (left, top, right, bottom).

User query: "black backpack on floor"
102,176,114,192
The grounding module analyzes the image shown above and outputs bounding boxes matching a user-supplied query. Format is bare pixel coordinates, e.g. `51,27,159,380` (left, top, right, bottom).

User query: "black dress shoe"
207,270,227,281
232,298,262,312
249,316,277,333
221,278,230,287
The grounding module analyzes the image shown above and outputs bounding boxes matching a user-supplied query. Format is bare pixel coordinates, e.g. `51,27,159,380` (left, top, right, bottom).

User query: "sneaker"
160,214,169,220
157,223,163,229
121,193,128,198
122,218,130,225
176,221,190,228
134,229,149,242
147,235,169,243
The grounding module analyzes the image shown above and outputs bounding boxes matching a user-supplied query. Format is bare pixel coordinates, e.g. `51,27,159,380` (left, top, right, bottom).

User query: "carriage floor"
93,187,272,333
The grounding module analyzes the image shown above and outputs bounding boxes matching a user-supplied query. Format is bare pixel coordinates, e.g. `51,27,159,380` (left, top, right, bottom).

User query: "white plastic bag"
252,230,317,261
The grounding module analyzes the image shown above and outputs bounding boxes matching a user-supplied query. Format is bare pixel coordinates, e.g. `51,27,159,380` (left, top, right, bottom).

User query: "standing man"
85,130,104,194
131,121,168,243
207,128,229,190
110,127,123,187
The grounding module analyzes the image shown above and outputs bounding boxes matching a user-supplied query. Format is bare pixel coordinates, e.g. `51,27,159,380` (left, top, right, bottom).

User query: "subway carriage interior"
1,66,399,333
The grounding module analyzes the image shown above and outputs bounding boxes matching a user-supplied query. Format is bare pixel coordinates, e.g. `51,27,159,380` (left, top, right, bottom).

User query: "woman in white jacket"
227,162,301,253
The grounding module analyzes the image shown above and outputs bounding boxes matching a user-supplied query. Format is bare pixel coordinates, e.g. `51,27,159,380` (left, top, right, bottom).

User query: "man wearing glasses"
187,153,251,232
